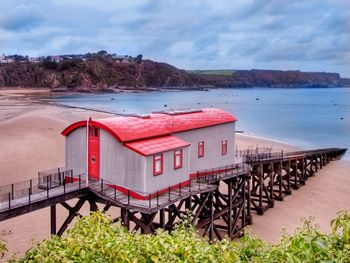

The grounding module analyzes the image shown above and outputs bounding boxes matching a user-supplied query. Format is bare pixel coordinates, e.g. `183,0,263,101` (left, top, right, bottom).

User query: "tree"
135,54,143,64
97,50,108,56
42,57,58,70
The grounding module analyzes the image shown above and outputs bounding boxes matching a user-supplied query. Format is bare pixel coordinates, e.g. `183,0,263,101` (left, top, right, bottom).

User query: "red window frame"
222,140,228,155
198,141,204,158
153,154,163,176
174,149,183,169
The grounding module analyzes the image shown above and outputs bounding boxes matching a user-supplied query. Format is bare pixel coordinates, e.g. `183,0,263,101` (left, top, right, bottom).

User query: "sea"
53,87,350,160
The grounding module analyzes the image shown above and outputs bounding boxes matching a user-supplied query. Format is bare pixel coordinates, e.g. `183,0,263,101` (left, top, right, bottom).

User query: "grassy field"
188,69,235,76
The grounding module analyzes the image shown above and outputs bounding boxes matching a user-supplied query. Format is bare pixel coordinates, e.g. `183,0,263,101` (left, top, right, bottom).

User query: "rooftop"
62,108,237,142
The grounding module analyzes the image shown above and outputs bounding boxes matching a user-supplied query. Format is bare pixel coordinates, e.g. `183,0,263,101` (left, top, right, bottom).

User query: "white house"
62,108,237,199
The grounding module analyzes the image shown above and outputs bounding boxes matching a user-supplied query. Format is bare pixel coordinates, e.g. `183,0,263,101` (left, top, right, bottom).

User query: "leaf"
151,255,159,262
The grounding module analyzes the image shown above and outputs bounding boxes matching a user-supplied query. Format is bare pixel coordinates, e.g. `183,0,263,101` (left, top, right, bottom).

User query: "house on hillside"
50,56,61,63
62,108,237,199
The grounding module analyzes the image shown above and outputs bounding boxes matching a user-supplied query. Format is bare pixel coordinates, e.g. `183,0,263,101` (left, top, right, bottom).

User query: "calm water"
53,87,350,159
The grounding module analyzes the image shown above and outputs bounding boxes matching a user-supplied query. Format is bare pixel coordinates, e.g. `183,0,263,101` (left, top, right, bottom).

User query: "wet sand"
0,89,349,259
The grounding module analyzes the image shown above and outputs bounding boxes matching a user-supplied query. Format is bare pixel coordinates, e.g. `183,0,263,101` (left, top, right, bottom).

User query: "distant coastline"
1,52,349,93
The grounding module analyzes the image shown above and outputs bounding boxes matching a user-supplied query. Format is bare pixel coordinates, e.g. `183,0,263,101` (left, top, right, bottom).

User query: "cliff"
0,57,202,92
0,57,346,91
198,69,343,88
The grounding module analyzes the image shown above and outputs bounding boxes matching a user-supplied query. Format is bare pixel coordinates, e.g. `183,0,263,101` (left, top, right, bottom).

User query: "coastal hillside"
0,53,347,91
0,56,202,92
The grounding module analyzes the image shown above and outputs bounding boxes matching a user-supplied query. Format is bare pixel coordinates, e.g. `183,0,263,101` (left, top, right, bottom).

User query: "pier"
0,148,346,241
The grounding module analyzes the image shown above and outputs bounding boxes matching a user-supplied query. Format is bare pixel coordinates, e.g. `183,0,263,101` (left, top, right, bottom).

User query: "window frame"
89,127,99,137
153,154,163,176
198,141,205,158
174,149,183,169
222,140,228,155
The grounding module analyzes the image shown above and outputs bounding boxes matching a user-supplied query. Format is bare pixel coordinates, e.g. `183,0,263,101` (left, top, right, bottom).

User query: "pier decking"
0,147,346,241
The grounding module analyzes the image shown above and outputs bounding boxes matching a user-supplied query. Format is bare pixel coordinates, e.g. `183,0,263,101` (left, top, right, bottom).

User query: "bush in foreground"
9,211,350,262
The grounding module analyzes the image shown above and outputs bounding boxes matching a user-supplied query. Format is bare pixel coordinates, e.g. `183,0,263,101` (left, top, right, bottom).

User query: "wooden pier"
0,148,346,241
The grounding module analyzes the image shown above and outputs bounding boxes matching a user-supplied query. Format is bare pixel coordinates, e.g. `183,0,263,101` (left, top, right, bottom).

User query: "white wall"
66,127,87,176
144,147,189,193
99,129,146,192
175,122,235,173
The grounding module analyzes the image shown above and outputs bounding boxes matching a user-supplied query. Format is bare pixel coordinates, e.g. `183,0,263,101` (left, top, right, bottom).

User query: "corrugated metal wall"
66,126,87,176
175,122,235,173
144,147,189,193
99,129,146,193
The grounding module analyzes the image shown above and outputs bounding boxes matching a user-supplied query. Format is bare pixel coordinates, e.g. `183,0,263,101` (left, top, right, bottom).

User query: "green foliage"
15,211,350,263
41,59,58,70
0,237,6,260
0,230,11,260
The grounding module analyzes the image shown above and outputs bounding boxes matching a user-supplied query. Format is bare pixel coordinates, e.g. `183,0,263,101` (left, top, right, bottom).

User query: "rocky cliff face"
0,58,345,91
199,69,342,88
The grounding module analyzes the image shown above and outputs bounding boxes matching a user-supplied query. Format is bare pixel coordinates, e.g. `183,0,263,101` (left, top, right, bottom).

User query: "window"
198,141,204,158
153,154,163,176
89,127,99,137
222,140,228,155
174,149,183,169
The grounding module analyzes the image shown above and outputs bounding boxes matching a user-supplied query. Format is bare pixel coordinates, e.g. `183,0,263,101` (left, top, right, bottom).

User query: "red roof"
62,108,236,142
125,135,190,156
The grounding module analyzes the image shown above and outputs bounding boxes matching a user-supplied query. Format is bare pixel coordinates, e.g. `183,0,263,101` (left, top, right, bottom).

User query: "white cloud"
0,0,349,76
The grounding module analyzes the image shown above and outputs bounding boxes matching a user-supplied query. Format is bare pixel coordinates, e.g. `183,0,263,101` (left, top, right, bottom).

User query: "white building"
62,108,237,199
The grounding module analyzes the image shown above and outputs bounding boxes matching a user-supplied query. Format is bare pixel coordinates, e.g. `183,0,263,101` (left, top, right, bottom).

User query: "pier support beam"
50,204,56,235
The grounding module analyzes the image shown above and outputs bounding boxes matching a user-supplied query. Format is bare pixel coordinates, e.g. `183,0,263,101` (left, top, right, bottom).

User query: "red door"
88,126,100,180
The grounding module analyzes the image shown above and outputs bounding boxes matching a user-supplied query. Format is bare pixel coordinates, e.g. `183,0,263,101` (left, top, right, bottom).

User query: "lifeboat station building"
62,108,237,199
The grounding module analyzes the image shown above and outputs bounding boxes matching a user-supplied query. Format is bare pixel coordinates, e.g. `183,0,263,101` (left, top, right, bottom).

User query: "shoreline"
0,89,349,259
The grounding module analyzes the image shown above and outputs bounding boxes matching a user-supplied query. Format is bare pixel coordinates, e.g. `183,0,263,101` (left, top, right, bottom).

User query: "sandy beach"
0,89,349,259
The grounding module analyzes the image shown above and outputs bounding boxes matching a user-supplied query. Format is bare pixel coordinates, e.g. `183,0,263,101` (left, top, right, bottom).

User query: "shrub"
13,210,350,263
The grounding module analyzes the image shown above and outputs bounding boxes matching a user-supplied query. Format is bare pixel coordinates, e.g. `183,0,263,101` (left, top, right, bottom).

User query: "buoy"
256,98,259,101
164,104,167,107
340,117,344,120
110,98,115,100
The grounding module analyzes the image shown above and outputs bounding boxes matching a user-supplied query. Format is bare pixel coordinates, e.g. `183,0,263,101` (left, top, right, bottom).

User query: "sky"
0,0,349,77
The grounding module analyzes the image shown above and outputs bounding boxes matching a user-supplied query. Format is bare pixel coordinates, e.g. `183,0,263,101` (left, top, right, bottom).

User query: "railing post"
79,174,81,189
149,194,151,209
157,191,159,207
189,179,191,192
29,179,32,203
128,190,130,205
179,183,181,195
101,179,104,194
63,176,66,194
11,184,14,200
114,187,116,200
8,193,11,209
47,176,49,198
168,187,171,201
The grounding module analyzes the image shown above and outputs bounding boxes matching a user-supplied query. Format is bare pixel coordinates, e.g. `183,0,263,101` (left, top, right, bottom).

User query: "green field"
188,69,235,76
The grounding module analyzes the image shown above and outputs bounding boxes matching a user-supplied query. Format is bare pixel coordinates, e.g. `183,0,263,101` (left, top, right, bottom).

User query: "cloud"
0,0,349,76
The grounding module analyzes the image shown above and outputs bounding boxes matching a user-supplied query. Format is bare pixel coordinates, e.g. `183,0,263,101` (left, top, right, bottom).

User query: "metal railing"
242,148,346,164
236,146,274,158
90,163,250,210
90,177,211,210
0,171,85,211
242,151,284,163
38,168,73,189
194,162,250,183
